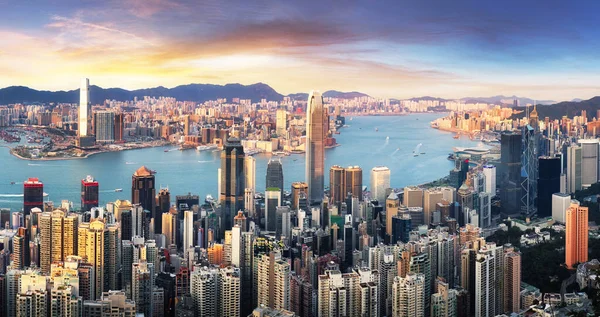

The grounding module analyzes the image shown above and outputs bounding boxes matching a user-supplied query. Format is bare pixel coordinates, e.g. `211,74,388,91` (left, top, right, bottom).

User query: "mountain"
459,95,556,106
409,96,449,102
287,93,309,100
322,90,369,99
510,96,600,121
0,83,283,104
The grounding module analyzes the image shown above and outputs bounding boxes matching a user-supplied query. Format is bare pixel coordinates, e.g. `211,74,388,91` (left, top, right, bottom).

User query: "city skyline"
2,1,600,100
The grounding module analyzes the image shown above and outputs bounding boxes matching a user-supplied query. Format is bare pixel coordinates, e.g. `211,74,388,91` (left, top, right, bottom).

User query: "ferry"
375,128,378,132
273,151,290,156
10,181,15,185
453,134,459,139
114,188,123,192
164,149,169,152
197,144,217,151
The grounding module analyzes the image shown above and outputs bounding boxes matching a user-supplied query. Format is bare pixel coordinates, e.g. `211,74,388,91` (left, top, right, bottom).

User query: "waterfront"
0,113,481,210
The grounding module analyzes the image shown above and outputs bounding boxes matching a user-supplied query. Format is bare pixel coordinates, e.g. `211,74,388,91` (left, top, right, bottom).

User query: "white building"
482,165,496,196
79,78,90,137
183,210,194,250
391,273,425,317
370,166,391,204
577,139,599,188
551,193,571,223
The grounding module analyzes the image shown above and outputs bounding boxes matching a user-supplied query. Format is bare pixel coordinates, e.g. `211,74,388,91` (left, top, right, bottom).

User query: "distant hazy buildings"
306,91,325,204
94,111,115,143
79,78,90,137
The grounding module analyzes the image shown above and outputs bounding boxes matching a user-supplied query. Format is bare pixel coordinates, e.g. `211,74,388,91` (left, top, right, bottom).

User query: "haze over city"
2,0,600,100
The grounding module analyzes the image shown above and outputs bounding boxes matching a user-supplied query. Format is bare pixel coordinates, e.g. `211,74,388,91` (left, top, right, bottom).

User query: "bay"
0,113,480,210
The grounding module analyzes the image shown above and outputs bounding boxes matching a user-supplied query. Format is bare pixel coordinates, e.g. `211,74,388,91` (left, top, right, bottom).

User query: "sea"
0,113,482,211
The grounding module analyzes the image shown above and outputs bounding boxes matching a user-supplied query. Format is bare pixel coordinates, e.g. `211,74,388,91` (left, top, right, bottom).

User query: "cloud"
123,0,181,18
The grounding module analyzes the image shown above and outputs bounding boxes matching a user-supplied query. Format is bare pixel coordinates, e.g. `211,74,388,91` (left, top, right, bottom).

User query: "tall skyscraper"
403,186,424,208
291,182,308,211
344,166,363,201
220,137,245,236
392,273,425,317
266,159,284,201
565,201,588,269
306,91,325,204
132,261,155,317
94,111,115,143
156,188,170,234
78,220,106,300
423,187,443,225
431,278,458,317
114,112,124,142
521,125,538,216
329,165,345,206
183,210,194,250
12,227,30,269
385,192,400,237
371,166,391,204
276,107,287,137
39,210,78,274
567,144,582,193
79,78,90,137
132,166,156,216
81,175,99,212
244,155,256,191
577,139,599,188
265,188,281,232
23,178,43,216
503,251,521,314
500,132,522,214
257,251,290,311
552,193,571,223
482,164,496,196
537,156,561,218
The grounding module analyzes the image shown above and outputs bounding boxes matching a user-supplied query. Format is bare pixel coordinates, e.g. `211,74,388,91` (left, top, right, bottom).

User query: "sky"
1,0,600,101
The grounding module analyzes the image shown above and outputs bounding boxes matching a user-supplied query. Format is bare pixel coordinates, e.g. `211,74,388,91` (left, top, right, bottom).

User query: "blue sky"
1,0,599,100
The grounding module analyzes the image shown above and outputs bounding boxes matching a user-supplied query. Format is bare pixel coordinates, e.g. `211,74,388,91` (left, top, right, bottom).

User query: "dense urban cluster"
0,82,600,317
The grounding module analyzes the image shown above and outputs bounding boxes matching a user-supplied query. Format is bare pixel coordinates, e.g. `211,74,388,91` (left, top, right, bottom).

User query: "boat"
10,181,15,185
453,134,459,139
413,143,422,156
375,128,378,132
114,188,123,192
350,117,353,121
164,149,169,152
386,136,390,140
197,144,217,151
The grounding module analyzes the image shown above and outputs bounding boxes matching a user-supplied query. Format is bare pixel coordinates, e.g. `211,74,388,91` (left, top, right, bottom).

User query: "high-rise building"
266,159,284,202
391,213,411,244
291,182,308,211
503,251,521,314
431,278,458,317
521,125,538,216
565,201,588,269
220,137,245,236
385,192,400,237
79,78,90,137
218,266,241,317
81,175,99,212
23,178,43,216
392,273,425,317
537,156,561,218
78,220,106,300
132,166,156,217
329,165,345,206
317,269,377,317
257,251,290,311
567,144,582,193
183,210,194,250
371,166,391,204
482,165,496,196
345,166,363,201
551,193,571,223
578,139,599,188
39,210,78,274
12,227,30,269
156,188,170,235
94,111,115,143
424,187,443,225
82,290,136,316
500,133,522,214
265,188,281,232
276,107,287,137
244,156,256,192
403,186,424,208
114,112,124,142
306,91,325,204
132,261,155,317
474,244,503,317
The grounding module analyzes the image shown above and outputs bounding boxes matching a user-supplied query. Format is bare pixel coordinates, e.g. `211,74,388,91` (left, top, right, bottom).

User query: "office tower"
114,112,124,142
500,133,522,214
183,210,194,250
567,144,582,193
521,125,538,216
79,78,90,137
12,227,30,269
162,211,176,247
392,273,425,317
156,188,170,235
423,187,443,225
371,166,391,204
403,186,424,208
82,290,136,316
132,166,156,217
565,202,588,269
482,165,496,196
132,262,155,317
245,188,255,217
343,223,354,269
276,206,291,239
503,251,521,314
537,156,561,218
291,182,309,211
431,278,458,317
329,165,345,206
39,210,78,274
175,194,200,214
81,175,99,212
265,188,281,232
257,251,291,311
306,91,325,204
23,178,43,216
551,193,571,223
220,137,245,236
578,139,599,187
78,220,106,300
94,111,115,143
386,192,400,237
266,159,284,202
245,155,256,192
276,107,287,136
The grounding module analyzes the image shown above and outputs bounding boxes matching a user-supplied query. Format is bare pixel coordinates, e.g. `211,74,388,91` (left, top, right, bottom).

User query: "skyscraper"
79,78,90,137
220,137,245,236
306,91,325,204
521,125,538,216
132,261,155,317
329,165,345,206
371,166,391,204
94,111,115,143
344,166,363,201
565,201,588,269
537,156,561,218
244,155,256,191
276,107,287,137
23,178,43,216
291,182,308,211
79,220,106,300
81,175,99,212
577,139,599,188
266,159,284,201
39,210,78,274
132,166,156,216
431,278,458,317
257,251,290,311
392,273,425,317
503,251,521,314
156,188,170,234
183,210,194,250
265,188,281,232
567,144,582,193
482,164,496,196
552,193,571,223
500,133,522,215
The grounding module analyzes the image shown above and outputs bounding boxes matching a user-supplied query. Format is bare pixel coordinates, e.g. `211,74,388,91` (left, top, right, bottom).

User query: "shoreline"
6,141,170,161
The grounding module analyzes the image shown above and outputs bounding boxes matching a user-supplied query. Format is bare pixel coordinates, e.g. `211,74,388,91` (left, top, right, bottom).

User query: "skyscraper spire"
305,91,325,204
